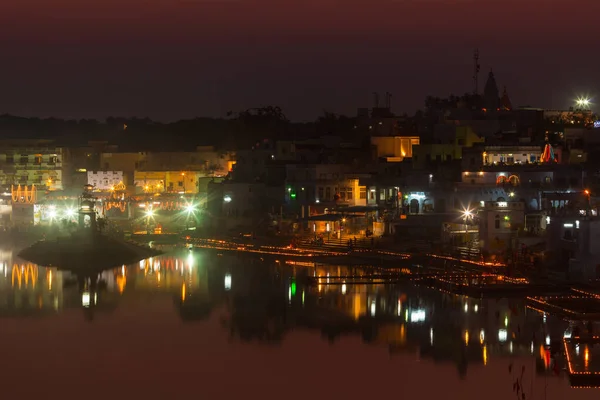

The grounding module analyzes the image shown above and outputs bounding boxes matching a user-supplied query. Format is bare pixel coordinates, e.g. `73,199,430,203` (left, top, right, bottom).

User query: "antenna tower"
473,49,481,95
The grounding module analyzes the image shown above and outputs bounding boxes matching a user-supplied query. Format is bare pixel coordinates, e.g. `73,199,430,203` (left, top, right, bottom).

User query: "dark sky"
0,0,599,121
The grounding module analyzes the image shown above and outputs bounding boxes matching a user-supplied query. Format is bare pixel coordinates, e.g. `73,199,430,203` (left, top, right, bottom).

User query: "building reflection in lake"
0,249,572,382
0,249,67,315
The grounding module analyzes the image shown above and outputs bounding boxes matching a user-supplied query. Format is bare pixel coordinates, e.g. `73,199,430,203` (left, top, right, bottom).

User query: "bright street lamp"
576,97,591,108
65,208,76,218
145,209,154,218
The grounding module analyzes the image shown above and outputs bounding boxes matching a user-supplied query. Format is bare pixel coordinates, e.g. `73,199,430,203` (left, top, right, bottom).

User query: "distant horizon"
0,0,598,122
0,99,595,125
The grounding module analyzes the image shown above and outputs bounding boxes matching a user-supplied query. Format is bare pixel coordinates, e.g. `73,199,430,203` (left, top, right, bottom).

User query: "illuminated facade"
477,201,525,253
285,164,367,207
0,140,64,190
133,171,204,194
87,170,124,191
370,136,420,162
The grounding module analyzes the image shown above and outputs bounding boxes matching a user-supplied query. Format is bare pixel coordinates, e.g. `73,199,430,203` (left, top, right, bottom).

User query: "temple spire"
501,86,512,111
484,69,499,110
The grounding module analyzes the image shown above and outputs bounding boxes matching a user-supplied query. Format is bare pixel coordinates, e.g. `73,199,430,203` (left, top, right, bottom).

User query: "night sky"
0,0,599,121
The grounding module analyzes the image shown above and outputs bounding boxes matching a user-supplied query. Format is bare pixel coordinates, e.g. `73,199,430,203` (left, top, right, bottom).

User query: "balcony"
481,162,572,172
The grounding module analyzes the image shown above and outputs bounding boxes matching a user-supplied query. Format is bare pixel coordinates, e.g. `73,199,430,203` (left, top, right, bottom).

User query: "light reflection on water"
0,247,597,398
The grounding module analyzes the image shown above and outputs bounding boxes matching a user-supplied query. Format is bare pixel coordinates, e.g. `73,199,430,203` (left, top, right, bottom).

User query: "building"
0,140,65,191
478,200,525,254
133,171,202,194
142,147,234,177
285,163,368,208
87,171,124,191
370,136,420,162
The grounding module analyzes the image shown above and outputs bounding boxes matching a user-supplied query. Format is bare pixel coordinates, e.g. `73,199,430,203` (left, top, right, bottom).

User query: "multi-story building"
133,170,201,194
0,140,65,191
370,136,420,162
477,200,526,254
285,163,368,209
87,171,124,191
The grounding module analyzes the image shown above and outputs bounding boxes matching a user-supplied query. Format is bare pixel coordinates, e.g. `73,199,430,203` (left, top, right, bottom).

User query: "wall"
133,171,166,193
371,136,420,161
100,152,145,173
87,171,124,190
143,149,233,176
478,201,525,252
412,144,458,169
0,144,64,190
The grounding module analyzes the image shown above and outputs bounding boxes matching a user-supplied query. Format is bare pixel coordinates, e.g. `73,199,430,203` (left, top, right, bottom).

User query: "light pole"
462,209,473,258
584,189,591,216
145,208,154,234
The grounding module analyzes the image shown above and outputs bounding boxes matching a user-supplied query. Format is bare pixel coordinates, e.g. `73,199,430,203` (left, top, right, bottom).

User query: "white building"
87,171,124,191
478,201,525,253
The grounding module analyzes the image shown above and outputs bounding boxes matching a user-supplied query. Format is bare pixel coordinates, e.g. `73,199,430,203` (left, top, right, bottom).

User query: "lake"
0,246,597,400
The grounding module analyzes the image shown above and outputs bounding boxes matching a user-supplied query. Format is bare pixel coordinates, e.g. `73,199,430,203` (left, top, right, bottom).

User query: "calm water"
0,246,598,399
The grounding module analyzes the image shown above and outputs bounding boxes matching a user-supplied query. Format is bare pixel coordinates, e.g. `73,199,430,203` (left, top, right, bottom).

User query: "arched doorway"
409,199,420,214
423,198,434,213
496,175,508,186
508,175,520,186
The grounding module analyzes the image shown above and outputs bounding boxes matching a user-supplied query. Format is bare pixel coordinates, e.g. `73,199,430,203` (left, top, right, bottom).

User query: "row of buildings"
1,70,600,277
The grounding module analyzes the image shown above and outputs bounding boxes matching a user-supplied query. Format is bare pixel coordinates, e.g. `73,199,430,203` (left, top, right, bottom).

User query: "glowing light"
145,209,154,218
82,291,90,307
47,210,57,219
64,208,76,218
185,204,196,214
585,346,590,369
224,273,232,290
410,309,426,323
479,330,485,344
223,195,232,203
576,97,591,108
498,329,508,342
483,345,488,366
341,283,347,294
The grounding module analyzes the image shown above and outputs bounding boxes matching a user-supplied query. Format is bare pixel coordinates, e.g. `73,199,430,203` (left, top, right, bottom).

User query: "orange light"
584,189,590,195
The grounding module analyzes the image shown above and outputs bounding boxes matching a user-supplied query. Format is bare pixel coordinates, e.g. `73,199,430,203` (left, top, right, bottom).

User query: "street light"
65,208,76,219
462,208,474,254
576,97,591,109
185,204,196,214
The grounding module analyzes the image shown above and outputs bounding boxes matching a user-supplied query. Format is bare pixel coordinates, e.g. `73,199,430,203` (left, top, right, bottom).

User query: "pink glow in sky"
0,0,598,120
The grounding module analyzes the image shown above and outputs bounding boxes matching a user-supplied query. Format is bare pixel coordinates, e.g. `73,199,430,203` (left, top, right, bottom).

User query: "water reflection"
0,247,588,392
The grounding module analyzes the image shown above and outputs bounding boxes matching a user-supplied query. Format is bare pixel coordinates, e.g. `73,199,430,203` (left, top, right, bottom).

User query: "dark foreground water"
0,247,597,399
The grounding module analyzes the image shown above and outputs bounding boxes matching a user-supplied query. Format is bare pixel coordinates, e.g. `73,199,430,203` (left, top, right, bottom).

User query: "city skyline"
0,0,598,121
